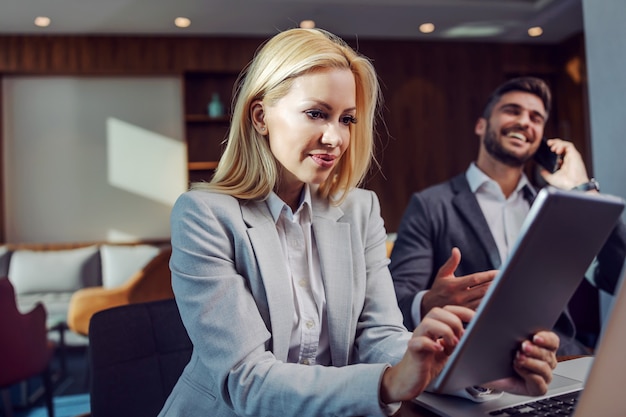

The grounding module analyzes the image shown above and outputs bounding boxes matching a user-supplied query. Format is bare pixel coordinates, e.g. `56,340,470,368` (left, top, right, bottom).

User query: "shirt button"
301,359,310,365
305,320,315,329
298,279,308,287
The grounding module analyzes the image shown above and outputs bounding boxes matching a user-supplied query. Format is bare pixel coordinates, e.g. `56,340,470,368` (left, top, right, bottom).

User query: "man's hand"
540,138,591,190
421,248,497,317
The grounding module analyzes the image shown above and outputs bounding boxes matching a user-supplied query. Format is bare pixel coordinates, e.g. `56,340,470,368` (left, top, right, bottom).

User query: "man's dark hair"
481,76,552,120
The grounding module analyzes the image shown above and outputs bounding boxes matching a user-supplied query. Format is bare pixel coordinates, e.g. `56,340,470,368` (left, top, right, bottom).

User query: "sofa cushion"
16,292,74,319
8,245,101,295
101,244,161,288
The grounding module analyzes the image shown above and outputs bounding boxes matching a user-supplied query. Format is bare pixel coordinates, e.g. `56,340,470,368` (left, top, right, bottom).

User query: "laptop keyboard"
488,391,580,416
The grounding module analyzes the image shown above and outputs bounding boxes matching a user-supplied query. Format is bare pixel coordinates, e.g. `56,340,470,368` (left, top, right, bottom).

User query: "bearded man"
389,76,626,356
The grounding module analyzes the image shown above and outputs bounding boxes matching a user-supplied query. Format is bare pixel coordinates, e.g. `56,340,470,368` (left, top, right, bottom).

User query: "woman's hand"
485,330,560,396
380,305,475,403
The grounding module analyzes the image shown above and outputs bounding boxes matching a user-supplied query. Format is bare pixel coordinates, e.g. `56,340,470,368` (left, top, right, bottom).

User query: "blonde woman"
159,28,559,417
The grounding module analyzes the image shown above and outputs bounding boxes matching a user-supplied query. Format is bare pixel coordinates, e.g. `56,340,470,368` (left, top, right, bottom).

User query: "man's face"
476,91,547,167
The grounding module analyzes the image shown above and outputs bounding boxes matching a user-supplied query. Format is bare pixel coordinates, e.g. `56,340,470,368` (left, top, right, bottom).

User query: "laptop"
412,188,626,416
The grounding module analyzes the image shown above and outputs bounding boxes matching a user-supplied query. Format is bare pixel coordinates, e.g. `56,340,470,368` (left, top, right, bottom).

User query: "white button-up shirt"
466,162,534,263
266,185,330,366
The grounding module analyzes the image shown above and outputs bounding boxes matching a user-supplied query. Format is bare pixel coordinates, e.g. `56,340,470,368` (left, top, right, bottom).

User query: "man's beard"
483,123,532,168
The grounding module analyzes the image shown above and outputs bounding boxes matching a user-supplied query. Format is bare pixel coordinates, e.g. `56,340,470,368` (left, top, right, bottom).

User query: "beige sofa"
1,239,171,346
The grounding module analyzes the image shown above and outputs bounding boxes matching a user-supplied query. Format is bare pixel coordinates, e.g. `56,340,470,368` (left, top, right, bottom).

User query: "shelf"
188,161,219,171
183,71,239,184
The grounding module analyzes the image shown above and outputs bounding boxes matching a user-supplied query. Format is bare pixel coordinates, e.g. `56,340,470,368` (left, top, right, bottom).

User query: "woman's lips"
310,154,336,168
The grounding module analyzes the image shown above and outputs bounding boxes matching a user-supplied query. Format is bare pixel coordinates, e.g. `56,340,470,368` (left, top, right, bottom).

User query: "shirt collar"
466,162,534,198
266,184,312,224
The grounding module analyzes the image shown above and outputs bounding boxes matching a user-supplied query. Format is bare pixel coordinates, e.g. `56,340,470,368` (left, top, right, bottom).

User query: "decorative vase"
208,93,224,118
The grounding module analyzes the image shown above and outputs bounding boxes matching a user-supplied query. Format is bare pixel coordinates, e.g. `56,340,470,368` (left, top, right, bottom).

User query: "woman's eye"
341,115,357,126
306,110,325,120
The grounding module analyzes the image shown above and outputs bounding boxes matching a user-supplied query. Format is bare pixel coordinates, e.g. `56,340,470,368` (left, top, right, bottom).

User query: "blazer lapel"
241,200,294,362
311,196,353,366
450,174,502,268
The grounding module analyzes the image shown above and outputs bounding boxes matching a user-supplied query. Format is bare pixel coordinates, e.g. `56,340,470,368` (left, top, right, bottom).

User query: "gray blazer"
158,187,411,417
390,173,626,356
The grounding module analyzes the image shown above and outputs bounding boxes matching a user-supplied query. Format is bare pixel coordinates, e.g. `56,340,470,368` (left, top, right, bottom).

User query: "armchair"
0,277,56,417
66,247,174,336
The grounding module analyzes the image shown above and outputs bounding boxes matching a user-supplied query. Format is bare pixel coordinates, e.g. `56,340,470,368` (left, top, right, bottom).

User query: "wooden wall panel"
0,34,587,233
551,34,590,169
0,78,3,242
0,36,262,74
356,39,586,231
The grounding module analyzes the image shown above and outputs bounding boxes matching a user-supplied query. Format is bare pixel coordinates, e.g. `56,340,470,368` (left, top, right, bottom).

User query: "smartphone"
534,137,562,173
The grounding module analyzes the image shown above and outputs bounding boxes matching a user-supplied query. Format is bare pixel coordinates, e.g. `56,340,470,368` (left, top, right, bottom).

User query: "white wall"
582,0,626,323
2,76,187,243
583,0,626,210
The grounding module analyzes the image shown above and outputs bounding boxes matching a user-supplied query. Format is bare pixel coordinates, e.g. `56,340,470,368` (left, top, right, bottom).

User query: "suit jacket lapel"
241,200,294,362
311,196,353,366
450,174,502,268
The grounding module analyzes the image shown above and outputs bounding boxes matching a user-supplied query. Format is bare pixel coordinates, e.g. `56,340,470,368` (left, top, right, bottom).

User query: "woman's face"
259,68,356,198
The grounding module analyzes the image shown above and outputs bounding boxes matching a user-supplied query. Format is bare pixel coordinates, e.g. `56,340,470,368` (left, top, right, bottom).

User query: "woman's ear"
250,100,267,135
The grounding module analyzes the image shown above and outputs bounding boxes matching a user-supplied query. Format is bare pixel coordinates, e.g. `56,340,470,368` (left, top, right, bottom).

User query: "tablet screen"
429,187,624,393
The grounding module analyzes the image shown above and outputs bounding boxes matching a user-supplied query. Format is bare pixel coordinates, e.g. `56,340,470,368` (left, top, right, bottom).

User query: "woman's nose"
320,123,344,148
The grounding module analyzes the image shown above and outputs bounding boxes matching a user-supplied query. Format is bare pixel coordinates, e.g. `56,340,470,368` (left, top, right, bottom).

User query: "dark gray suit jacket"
390,173,626,356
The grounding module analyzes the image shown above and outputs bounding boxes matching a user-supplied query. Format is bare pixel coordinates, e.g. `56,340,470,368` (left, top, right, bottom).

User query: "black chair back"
88,298,192,417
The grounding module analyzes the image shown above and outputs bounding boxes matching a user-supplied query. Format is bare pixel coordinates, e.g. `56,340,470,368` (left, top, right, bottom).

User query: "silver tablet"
429,186,625,393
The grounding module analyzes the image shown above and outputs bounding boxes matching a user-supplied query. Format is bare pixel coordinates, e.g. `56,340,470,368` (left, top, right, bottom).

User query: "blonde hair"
192,28,380,205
